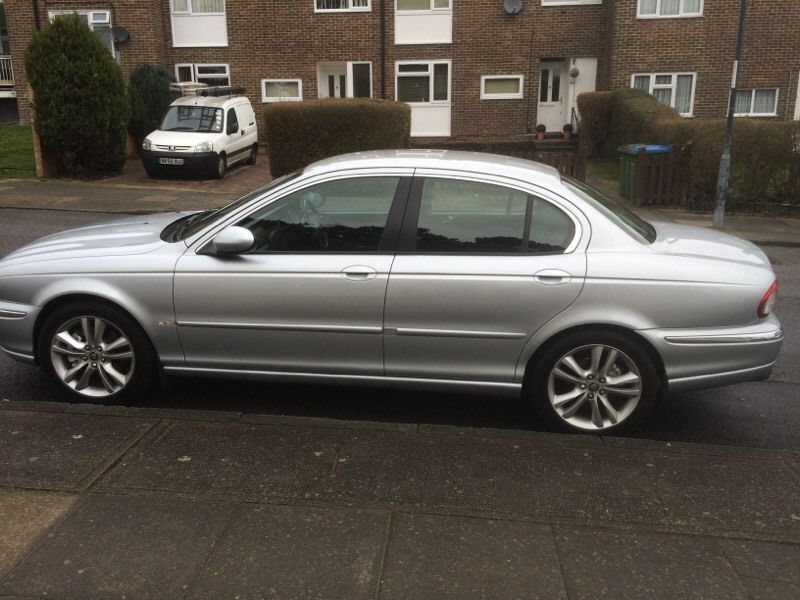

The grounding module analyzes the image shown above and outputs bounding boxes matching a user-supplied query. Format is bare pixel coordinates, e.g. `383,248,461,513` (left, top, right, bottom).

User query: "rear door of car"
383,171,587,383
174,171,412,375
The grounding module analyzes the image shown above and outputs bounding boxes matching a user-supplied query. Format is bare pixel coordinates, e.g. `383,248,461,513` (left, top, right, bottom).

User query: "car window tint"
415,178,573,254
238,177,400,253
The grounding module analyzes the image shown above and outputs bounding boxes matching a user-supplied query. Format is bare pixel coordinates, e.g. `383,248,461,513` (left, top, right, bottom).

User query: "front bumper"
0,299,39,364
141,150,218,177
638,315,784,393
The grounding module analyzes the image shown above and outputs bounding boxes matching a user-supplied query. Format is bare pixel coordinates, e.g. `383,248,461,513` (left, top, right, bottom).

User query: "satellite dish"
504,0,523,15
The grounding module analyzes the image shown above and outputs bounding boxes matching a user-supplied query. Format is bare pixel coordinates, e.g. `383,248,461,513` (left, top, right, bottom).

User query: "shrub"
25,14,129,177
128,64,174,147
576,91,612,157
263,99,411,177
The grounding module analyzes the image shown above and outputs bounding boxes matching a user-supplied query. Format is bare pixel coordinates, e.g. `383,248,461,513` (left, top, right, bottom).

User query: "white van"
141,85,258,179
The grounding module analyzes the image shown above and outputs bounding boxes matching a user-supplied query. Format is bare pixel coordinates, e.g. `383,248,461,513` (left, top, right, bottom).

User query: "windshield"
563,177,657,244
175,171,303,241
160,105,224,133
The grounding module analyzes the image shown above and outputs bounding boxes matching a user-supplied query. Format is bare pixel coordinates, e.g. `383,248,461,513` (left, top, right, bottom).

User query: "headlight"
141,138,152,151
194,141,213,153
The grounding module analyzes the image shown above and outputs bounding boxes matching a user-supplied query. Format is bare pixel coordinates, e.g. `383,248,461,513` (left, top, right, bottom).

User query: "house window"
541,0,602,6
315,0,371,11
481,76,524,100
48,10,115,57
171,0,224,14
637,0,702,18
734,88,778,117
262,79,303,102
632,72,695,116
397,0,449,9
396,62,450,103
175,63,230,87
395,0,451,44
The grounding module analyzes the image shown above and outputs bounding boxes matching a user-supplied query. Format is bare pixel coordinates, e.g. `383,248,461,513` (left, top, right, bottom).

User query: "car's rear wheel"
38,302,155,404
529,330,659,434
247,144,258,165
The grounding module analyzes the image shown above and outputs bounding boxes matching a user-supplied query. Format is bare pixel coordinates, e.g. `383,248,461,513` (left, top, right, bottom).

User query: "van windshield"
160,106,223,133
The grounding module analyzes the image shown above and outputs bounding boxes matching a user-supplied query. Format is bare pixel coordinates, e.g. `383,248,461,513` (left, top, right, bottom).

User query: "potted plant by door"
562,123,574,141
536,124,547,140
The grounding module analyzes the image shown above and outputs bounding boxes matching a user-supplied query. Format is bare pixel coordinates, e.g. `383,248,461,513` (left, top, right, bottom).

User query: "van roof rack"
199,86,247,98
169,82,208,96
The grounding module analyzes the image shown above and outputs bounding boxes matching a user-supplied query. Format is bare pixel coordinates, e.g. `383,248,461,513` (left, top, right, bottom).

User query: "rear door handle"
342,265,377,281
534,269,571,285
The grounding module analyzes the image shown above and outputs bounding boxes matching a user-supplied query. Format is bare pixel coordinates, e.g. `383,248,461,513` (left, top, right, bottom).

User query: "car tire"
247,144,258,165
215,154,227,179
37,301,156,404
528,329,660,434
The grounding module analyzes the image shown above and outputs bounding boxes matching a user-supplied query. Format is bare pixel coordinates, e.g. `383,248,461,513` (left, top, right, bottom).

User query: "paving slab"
0,490,77,579
379,513,567,600
100,420,344,500
554,527,749,600
188,504,389,600
0,493,234,600
735,577,800,600
719,539,800,586
0,411,155,490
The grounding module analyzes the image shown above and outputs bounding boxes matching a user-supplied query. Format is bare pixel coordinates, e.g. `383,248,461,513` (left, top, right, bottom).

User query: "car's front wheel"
38,302,155,403
214,154,227,179
529,329,660,434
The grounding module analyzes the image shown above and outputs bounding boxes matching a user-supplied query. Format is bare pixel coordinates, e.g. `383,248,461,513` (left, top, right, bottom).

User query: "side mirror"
211,226,254,254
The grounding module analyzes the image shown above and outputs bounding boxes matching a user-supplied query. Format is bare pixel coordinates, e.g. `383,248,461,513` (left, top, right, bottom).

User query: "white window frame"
734,88,779,117
395,60,451,106
637,0,703,18
175,63,231,86
314,0,371,12
170,0,225,16
396,0,451,13
262,79,304,103
48,10,115,57
541,0,602,6
630,72,696,116
480,75,524,100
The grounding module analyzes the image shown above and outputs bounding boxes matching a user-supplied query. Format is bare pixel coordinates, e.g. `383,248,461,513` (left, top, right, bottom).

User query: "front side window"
734,88,778,117
632,72,695,116
315,0,371,11
171,0,225,14
638,0,702,17
397,0,449,9
160,106,224,133
238,177,400,253
396,62,450,104
415,178,574,254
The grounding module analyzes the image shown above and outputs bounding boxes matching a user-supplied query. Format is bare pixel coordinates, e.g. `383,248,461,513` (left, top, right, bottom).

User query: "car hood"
649,221,771,268
145,129,215,147
0,212,191,266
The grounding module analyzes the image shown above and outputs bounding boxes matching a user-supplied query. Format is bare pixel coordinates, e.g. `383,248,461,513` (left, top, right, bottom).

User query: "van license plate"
159,158,184,165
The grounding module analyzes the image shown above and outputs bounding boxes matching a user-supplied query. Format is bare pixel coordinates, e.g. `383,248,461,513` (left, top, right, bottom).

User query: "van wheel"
247,144,258,165
214,154,227,179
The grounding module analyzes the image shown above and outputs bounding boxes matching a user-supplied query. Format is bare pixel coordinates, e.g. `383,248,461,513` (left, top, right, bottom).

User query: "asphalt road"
1,207,798,449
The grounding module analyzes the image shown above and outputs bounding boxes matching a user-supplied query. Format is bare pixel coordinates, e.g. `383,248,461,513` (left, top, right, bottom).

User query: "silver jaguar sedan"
0,151,783,433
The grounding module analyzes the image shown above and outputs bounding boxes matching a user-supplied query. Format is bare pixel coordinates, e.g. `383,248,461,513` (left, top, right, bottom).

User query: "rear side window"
226,108,239,134
415,178,574,254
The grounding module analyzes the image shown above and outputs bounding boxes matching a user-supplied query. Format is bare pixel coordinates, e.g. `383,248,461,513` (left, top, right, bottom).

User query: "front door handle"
534,269,571,285
342,265,377,281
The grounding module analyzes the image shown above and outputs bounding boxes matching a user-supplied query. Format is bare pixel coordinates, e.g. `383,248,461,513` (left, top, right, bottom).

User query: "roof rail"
199,86,247,98
169,82,208,96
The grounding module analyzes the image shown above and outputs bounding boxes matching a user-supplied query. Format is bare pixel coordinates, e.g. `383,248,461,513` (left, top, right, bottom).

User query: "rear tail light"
757,280,778,318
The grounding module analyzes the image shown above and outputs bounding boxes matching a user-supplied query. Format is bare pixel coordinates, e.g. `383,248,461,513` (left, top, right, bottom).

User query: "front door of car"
384,175,586,383
173,174,411,375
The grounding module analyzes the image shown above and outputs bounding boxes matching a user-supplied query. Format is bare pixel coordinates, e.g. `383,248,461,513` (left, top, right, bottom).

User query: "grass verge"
0,124,36,178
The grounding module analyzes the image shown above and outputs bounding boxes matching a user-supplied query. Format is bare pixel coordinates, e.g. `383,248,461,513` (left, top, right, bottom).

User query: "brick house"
1,0,799,139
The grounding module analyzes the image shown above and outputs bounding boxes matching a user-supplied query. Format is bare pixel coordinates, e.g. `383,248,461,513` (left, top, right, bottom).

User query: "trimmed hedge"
26,14,129,177
263,99,411,177
578,89,800,208
129,64,175,147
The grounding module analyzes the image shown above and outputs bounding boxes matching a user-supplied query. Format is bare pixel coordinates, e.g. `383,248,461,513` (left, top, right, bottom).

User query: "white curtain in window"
734,90,752,114
633,75,651,91
317,0,348,9
653,88,672,105
675,75,693,114
753,89,776,114
266,81,299,99
191,0,224,13
173,0,189,11
683,0,701,13
639,0,657,14
398,0,431,10
661,0,679,15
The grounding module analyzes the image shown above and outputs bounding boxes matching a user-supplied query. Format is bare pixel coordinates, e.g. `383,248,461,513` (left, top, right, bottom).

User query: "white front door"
317,62,347,99
538,61,567,133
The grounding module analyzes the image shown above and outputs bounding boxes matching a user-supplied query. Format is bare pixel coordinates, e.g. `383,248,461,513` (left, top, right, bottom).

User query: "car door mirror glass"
212,226,255,254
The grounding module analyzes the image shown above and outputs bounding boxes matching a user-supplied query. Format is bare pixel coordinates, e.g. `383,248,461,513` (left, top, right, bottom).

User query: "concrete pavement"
1,400,799,599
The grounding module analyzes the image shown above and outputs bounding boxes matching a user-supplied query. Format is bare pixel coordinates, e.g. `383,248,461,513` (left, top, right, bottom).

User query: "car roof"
170,95,250,110
303,149,563,184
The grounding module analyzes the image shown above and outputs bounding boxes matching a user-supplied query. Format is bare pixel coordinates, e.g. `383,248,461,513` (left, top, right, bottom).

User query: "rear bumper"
141,150,217,176
0,299,38,364
638,315,784,394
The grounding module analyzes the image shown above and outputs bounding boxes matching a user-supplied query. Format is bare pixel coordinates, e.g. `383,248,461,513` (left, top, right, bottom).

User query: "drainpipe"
380,0,386,99
32,0,42,30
